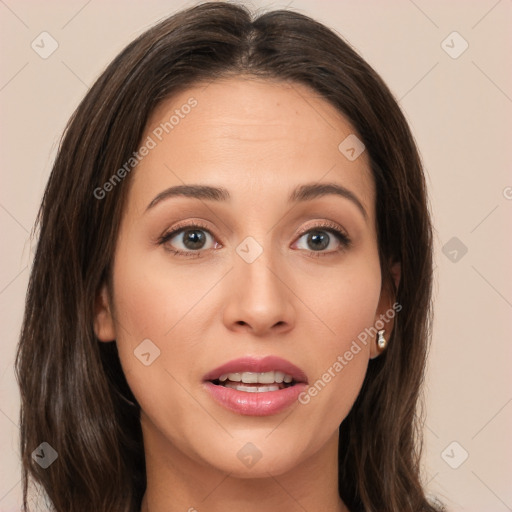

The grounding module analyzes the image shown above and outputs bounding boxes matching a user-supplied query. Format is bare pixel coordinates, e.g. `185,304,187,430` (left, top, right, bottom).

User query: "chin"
208,451,300,479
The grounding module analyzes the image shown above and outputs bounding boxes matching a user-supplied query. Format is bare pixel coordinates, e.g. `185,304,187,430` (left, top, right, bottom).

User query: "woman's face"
95,77,395,478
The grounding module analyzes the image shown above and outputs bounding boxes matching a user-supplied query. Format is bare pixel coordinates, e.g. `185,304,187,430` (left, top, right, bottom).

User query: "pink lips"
203,356,308,416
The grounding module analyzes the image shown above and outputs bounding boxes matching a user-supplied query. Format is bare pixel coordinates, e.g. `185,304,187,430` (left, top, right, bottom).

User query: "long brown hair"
16,2,438,511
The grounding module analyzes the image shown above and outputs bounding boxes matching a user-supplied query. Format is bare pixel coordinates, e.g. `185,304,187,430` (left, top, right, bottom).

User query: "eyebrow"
146,182,368,221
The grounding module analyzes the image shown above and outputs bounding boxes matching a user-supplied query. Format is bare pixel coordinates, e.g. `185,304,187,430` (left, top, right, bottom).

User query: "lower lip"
203,381,307,416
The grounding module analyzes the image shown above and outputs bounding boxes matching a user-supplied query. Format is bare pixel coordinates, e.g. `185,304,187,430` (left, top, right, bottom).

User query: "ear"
369,260,401,359
93,282,116,342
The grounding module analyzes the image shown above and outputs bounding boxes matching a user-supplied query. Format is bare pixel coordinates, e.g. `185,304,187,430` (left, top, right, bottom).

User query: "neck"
139,415,348,512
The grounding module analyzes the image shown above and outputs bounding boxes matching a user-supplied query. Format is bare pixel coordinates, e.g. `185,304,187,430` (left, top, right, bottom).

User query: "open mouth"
210,370,297,393
203,357,308,415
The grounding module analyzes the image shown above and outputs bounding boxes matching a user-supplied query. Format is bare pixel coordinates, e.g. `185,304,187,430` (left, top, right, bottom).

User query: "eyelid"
156,219,220,255
161,219,215,238
294,219,349,240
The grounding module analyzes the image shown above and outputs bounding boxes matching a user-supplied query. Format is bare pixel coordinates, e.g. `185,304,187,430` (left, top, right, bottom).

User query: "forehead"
128,76,375,220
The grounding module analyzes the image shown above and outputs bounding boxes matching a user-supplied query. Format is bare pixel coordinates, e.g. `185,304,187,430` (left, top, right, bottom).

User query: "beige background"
1,1,511,510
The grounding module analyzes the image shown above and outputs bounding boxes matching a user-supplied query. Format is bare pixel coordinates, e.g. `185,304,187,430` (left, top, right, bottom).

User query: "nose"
222,247,296,337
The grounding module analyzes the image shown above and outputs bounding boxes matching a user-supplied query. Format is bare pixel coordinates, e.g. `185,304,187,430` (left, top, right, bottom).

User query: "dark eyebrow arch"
146,181,367,221
145,185,230,211
289,182,367,221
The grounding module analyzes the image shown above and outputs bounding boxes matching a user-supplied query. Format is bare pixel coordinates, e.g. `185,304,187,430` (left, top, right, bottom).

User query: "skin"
94,76,400,512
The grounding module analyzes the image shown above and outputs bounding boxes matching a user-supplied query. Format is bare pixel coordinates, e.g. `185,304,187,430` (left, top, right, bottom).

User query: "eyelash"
157,220,352,259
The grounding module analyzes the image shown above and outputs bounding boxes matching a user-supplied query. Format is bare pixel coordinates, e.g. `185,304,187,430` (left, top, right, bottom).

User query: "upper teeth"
219,371,293,384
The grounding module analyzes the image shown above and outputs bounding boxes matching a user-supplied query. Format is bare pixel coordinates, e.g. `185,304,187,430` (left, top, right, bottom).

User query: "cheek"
292,254,381,428
111,235,219,343
298,252,381,351
107,246,203,411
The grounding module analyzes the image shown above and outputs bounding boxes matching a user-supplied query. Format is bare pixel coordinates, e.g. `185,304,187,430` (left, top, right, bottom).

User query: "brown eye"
175,228,208,250
303,230,331,251
158,223,220,257
294,225,351,256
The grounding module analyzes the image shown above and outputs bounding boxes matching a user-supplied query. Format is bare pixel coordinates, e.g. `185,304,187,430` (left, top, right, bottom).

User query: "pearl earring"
377,329,387,350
